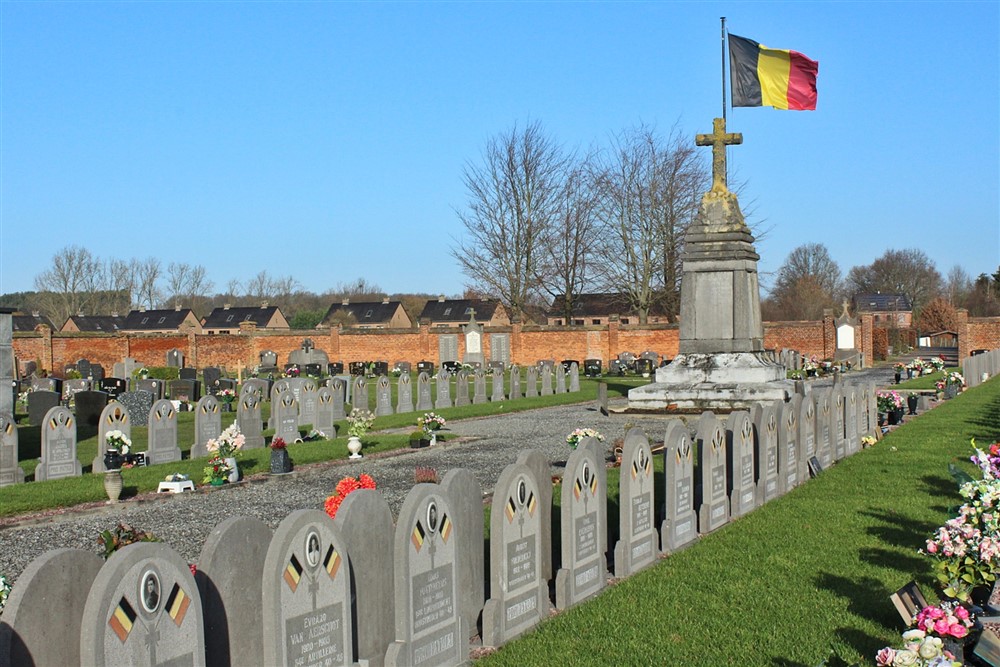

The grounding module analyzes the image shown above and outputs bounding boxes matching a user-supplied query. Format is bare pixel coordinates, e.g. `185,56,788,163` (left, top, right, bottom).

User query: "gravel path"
0,366,896,587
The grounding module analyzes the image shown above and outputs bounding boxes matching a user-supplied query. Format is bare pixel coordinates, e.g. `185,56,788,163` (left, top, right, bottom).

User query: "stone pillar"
822,309,835,360
327,324,341,360
187,330,198,369
861,313,874,367
418,322,430,360
608,317,620,362
510,321,522,366
957,308,970,360
38,324,53,373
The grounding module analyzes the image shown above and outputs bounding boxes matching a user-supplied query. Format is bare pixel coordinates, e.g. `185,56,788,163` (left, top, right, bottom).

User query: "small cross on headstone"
696,117,743,193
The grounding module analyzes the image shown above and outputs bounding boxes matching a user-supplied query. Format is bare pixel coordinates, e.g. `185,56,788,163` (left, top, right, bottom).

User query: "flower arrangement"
218,388,236,403
931,357,946,371
971,439,1000,480
105,430,131,454
419,412,446,436
893,362,907,373
877,391,904,414
935,380,947,393
875,630,962,666
861,435,877,448
324,474,376,520
270,436,287,450
203,455,233,484
0,573,10,615
913,602,973,640
97,522,160,560
346,409,376,438
566,428,604,449
946,372,965,387
285,367,300,378
206,423,245,458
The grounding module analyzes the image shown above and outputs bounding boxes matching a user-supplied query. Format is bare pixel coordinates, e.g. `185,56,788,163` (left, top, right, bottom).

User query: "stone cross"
696,117,742,193
301,338,314,353
235,360,245,383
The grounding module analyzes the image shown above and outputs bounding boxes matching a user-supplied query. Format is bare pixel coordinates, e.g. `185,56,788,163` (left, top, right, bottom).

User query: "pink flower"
934,619,950,635
950,623,969,638
875,647,896,666
955,605,970,620
926,541,938,554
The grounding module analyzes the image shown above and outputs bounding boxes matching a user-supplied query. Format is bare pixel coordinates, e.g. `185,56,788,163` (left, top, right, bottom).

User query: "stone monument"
629,118,791,410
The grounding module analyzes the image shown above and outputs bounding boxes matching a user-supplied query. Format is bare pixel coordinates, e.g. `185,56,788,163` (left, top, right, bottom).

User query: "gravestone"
287,338,331,370
491,370,505,402
32,376,61,394
384,485,468,667
831,388,847,461
202,367,222,393
100,377,127,399
93,401,132,473
554,442,606,610
525,366,538,398
166,348,184,367
147,399,182,464
0,548,103,666
509,365,522,400
191,395,222,459
750,402,779,505
481,461,549,647
454,370,471,407
237,392,266,449
416,361,435,376
661,419,697,553
799,395,818,482
489,333,511,367
76,358,93,378
261,510,352,667
62,378,90,402
27,389,60,426
330,378,348,421
179,368,197,381
858,385,871,440
845,386,860,455
598,382,609,416
726,411,758,518
260,350,278,372
80,542,205,666
89,363,106,381
315,387,336,438
441,469,485,642
569,362,580,392
169,379,200,403
463,318,484,366
776,395,801,494
555,365,567,394
352,376,369,412
112,357,139,379
332,489,396,667
0,414,25,487
613,428,658,578
416,372,434,411
119,390,154,428
270,378,292,405
515,449,553,582
304,363,322,377
242,378,268,401
867,381,878,438
472,368,487,405
815,390,833,468
299,379,319,427
375,375,394,417
286,377,307,404
695,412,729,535
198,516,273,666
539,365,553,396
435,370,452,410
74,390,109,429
397,373,414,413
393,361,412,374
273,392,300,444
36,406,82,481
136,378,164,400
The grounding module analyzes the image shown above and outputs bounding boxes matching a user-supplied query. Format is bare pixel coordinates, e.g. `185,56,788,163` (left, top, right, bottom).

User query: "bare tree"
766,243,842,320
846,248,942,311
165,262,214,315
452,121,568,322
33,246,102,325
133,258,163,309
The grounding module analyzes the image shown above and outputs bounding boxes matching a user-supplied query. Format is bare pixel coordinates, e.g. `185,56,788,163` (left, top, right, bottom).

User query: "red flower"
324,474,377,520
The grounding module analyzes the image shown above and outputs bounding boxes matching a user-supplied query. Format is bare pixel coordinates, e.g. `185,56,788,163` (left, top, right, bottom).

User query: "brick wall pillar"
328,325,341,362
957,308,970,360
510,322,522,365
861,313,874,367
822,310,835,359
608,317,620,362
39,325,53,373
187,331,198,368
419,323,430,362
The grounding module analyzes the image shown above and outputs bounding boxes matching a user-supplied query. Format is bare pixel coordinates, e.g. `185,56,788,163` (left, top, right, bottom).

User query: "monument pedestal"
628,353,792,411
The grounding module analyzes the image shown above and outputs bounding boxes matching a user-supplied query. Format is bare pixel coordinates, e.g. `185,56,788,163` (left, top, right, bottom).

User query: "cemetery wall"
50,333,126,374
125,335,190,368
191,334,253,369
966,316,1000,353
763,320,833,360
336,328,430,364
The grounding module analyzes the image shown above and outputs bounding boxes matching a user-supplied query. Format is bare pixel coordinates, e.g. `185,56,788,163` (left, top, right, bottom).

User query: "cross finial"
696,117,742,193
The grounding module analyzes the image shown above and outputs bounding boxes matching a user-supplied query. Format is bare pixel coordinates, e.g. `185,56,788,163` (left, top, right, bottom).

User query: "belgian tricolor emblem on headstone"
411,521,425,552
526,491,536,516
323,545,341,580
165,584,190,627
505,496,517,523
108,596,137,643
440,514,452,543
284,554,303,592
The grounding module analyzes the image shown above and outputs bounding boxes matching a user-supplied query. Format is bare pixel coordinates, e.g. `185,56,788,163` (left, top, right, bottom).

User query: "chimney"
342,298,350,306
175,303,182,311
139,305,146,313
77,311,84,318
261,301,269,309
438,295,445,302
223,303,231,310
382,297,390,305
111,311,119,318
31,311,40,318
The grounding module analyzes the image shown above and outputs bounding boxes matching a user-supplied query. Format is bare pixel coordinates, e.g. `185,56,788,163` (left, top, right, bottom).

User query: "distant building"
12,312,55,332
321,298,411,329
546,293,673,326
419,297,510,327
202,304,289,334
852,293,913,328
122,307,203,333
61,313,127,333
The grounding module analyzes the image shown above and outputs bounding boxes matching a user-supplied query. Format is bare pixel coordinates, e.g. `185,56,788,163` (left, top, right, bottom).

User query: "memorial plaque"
92,401,132,473
191,395,222,459
554,443,606,611
695,412,729,535
262,510,353,667
613,428,658,578
661,419,696,553
36,406,82,481
726,411,758,518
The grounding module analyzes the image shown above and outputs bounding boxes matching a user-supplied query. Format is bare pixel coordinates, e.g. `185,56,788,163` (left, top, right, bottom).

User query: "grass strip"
479,381,1000,666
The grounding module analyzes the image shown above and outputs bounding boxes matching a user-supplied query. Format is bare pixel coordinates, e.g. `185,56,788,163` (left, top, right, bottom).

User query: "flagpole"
721,16,727,121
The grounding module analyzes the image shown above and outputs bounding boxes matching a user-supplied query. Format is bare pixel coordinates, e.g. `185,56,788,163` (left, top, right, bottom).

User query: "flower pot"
270,448,292,474
945,384,959,399
103,450,123,471
878,412,886,426
225,456,239,483
210,478,226,487
887,410,900,426
430,432,438,447
348,436,363,459
894,372,901,384
410,438,429,449
103,469,123,503
907,394,919,415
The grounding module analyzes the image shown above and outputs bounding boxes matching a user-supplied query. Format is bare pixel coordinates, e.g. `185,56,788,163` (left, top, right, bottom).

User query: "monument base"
627,352,793,412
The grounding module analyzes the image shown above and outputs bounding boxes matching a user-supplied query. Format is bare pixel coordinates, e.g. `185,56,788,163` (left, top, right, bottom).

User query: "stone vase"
348,436,363,459
225,456,239,483
945,384,959,399
103,470,123,503
907,394,919,415
270,448,292,474
894,372,901,384
103,450,123,472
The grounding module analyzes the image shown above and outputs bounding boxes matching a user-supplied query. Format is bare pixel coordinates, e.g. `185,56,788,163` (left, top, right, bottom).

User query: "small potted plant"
270,437,293,474
893,362,905,384
346,408,375,459
418,412,446,446
203,455,232,486
217,388,237,411
409,429,428,449
206,423,245,482
566,427,604,450
103,430,131,472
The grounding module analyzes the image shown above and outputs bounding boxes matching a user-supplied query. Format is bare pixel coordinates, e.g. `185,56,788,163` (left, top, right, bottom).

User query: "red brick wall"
967,316,1000,352
763,321,830,359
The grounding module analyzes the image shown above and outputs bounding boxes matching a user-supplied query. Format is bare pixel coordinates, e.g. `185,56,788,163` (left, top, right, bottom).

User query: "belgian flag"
165,584,190,627
284,555,303,592
729,33,818,110
108,597,137,643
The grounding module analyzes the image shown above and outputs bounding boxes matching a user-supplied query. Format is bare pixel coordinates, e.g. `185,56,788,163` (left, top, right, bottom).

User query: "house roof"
321,300,405,326
203,305,283,329
123,308,197,330
853,293,912,312
548,293,670,318
12,313,55,332
63,314,127,332
419,298,503,322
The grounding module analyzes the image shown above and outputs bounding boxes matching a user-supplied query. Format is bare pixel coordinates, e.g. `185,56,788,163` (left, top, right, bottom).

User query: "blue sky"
1,1,997,300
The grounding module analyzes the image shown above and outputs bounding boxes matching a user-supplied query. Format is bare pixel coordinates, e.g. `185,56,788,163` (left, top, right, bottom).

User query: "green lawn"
479,380,998,666
893,367,958,391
